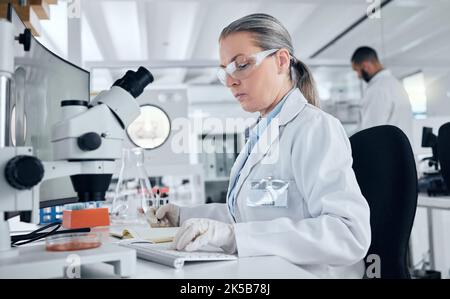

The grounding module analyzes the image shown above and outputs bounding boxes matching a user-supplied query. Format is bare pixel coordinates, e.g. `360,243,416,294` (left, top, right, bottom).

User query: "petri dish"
45,233,102,252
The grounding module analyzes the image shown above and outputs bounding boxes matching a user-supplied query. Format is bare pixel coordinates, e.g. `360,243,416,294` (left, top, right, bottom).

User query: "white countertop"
80,254,317,279
418,194,450,209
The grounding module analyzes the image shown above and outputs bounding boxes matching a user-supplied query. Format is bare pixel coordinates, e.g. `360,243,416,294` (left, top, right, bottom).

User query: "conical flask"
112,148,153,224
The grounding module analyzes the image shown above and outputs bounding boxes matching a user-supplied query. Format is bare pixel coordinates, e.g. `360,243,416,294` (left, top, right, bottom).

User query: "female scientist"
152,13,371,278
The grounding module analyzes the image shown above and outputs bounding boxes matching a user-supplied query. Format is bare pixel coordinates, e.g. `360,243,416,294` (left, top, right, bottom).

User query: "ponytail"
292,58,319,107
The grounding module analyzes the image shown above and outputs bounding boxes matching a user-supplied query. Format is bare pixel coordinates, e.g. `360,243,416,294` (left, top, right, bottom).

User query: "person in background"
351,46,413,140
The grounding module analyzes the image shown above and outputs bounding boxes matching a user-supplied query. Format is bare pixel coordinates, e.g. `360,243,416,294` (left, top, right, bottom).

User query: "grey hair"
219,13,319,107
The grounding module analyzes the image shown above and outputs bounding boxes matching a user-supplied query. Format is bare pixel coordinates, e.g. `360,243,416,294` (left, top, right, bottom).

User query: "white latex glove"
172,218,237,254
147,203,180,227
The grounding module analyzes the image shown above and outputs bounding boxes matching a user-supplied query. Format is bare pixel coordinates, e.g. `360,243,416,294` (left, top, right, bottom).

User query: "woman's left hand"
172,218,237,254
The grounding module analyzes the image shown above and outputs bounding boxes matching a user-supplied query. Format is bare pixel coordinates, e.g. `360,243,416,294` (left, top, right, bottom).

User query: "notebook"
110,226,178,243
119,241,238,269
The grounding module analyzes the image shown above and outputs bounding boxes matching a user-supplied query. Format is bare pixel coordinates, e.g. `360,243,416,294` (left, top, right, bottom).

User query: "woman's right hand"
146,204,180,227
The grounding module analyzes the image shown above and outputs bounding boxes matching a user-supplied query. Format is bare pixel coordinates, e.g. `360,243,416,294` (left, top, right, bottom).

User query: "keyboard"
120,241,237,269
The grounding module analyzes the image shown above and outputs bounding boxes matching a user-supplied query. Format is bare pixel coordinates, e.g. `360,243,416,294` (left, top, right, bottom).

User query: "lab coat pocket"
246,177,289,208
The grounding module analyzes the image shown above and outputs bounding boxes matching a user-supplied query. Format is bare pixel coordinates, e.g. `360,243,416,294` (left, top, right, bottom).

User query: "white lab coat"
358,69,413,140
180,89,371,278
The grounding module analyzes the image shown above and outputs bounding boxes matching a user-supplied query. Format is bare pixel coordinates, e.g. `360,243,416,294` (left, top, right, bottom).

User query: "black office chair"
350,125,418,279
438,122,450,190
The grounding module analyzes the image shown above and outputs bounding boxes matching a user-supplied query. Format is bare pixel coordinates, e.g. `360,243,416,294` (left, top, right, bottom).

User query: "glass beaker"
112,148,153,224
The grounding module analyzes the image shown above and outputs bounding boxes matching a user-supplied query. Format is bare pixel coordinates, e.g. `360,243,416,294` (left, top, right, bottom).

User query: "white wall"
425,69,450,117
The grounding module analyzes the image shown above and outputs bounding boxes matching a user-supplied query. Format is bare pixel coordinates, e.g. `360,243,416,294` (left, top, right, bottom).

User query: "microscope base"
0,242,136,278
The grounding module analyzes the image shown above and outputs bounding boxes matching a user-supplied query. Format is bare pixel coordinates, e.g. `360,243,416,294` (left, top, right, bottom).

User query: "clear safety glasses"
217,49,279,85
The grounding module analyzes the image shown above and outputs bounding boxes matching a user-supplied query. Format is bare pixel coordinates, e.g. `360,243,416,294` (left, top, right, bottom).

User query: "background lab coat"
180,89,371,278
358,69,413,140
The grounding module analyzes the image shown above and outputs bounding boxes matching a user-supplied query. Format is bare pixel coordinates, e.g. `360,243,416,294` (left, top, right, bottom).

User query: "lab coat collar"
368,69,391,87
226,88,308,217
243,87,306,142
277,88,308,126
248,86,296,143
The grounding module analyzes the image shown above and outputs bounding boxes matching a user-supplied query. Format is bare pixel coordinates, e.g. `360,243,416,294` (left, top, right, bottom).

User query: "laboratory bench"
4,217,317,279
22,193,449,279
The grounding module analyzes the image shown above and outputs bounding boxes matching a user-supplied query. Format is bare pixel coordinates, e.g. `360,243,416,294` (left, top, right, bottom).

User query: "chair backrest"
350,125,418,279
438,122,450,190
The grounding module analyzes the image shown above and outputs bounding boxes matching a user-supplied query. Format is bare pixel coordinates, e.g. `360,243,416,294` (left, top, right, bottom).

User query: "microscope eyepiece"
113,66,154,98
